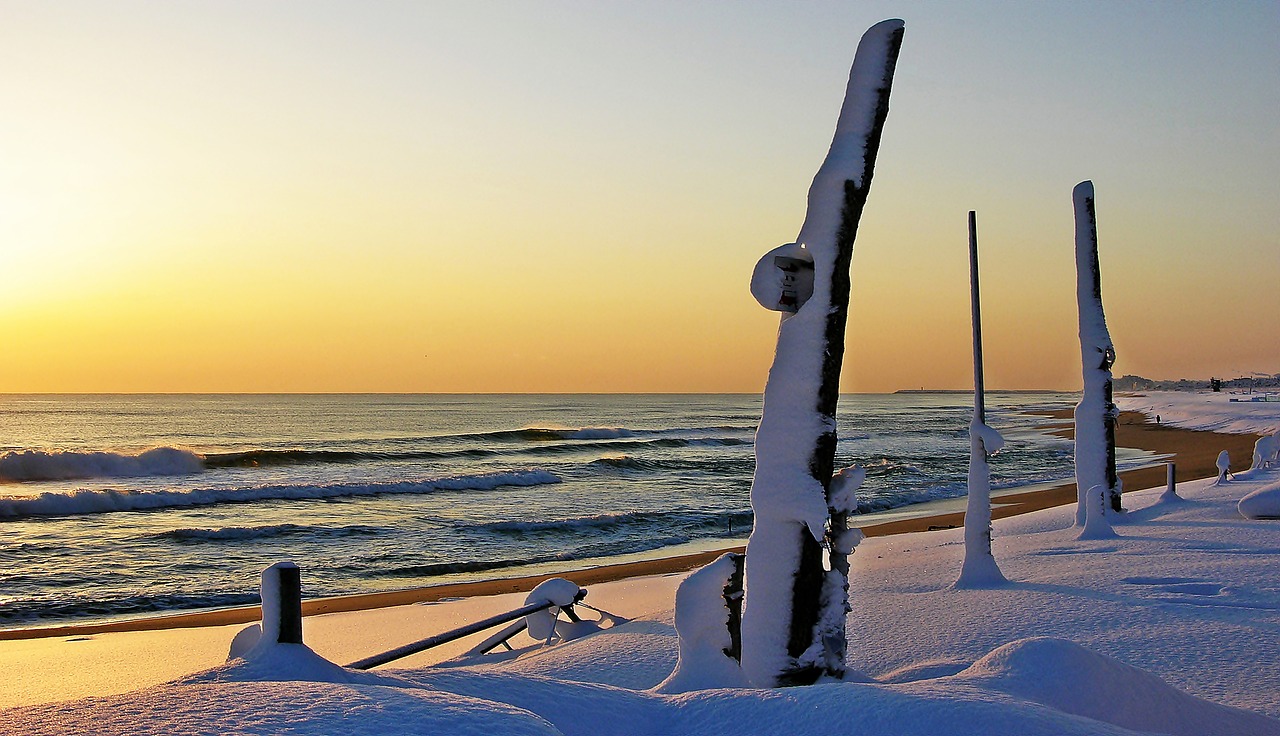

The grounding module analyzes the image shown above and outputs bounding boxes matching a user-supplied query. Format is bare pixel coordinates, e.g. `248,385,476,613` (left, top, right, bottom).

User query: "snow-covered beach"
2,392,1277,734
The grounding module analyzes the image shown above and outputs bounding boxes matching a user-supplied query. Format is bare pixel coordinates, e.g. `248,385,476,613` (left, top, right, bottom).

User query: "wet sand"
2,409,1258,642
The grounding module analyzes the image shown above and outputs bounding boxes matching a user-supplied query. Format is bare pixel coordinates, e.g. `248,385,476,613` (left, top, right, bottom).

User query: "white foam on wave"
0,447,205,482
0,469,561,518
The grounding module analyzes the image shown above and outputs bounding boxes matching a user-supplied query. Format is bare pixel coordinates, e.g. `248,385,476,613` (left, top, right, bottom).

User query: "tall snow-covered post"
741,19,904,687
1072,181,1120,526
956,211,1006,588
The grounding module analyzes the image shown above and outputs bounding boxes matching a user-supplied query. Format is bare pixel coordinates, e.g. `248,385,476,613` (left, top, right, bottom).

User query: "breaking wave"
0,448,204,482
0,469,561,518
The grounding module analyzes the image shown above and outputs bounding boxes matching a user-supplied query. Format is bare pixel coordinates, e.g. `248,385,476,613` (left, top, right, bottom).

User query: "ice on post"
1072,180,1121,527
740,18,904,688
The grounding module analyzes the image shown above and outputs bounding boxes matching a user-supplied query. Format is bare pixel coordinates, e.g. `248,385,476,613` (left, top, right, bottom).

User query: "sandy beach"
2,406,1256,644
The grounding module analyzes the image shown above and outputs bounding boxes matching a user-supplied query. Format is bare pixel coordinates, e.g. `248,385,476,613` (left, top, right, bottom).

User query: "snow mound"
487,618,678,690
0,681,562,736
953,637,1280,736
189,642,394,687
1239,479,1280,519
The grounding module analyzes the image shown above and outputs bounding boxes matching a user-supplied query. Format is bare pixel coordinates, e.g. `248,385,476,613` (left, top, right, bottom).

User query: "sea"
0,393,1160,629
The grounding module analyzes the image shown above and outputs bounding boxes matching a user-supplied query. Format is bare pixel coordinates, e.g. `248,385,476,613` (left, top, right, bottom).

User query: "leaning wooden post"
1072,181,1121,525
956,211,1006,587
741,19,904,688
261,561,303,645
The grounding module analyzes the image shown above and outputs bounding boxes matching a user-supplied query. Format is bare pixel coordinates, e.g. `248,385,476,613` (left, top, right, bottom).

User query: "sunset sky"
2,1,1277,393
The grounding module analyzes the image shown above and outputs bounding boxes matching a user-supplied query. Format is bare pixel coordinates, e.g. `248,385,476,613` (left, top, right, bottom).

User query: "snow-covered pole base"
1077,484,1118,540
1072,181,1121,525
956,427,1007,588
1160,462,1180,502
741,18,904,689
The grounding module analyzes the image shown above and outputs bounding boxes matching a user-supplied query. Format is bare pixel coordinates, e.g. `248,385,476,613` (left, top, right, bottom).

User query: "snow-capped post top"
795,18,904,251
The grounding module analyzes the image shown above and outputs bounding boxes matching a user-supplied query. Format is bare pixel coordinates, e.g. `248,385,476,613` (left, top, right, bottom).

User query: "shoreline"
2,409,1259,643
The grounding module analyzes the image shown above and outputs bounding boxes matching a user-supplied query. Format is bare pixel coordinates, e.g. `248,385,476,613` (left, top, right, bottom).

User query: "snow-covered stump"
1077,484,1117,540
956,211,1007,589
1072,181,1121,524
741,18,904,688
1251,435,1278,470
229,561,305,656
1216,451,1232,484
654,553,749,694
223,562,366,682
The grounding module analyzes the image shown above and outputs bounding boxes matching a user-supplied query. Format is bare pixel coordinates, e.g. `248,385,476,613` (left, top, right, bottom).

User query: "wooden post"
1072,181,1121,521
1166,462,1177,496
261,562,303,645
722,552,745,662
741,19,904,688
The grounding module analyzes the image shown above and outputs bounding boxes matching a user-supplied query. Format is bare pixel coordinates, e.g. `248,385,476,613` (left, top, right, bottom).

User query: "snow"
956,420,1008,588
7,456,1280,734
741,17,903,688
1254,435,1279,469
1075,484,1117,540
524,578,584,642
1117,390,1280,436
1239,480,1280,519
1216,450,1232,482
653,553,748,694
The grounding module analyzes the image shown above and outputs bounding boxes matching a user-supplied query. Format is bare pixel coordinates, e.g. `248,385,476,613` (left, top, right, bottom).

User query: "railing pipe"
346,588,585,670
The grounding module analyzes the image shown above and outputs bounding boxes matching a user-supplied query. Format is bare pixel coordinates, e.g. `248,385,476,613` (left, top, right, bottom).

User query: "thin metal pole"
969,210,985,425
346,589,585,670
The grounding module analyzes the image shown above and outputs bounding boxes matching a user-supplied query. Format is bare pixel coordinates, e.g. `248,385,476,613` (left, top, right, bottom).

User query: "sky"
1,1,1277,393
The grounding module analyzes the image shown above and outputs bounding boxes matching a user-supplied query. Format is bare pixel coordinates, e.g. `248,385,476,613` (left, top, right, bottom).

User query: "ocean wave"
854,484,967,514
201,447,496,468
465,509,754,536
588,455,662,472
0,469,561,518
452,425,755,443
155,523,389,542
197,436,750,468
0,447,204,482
0,591,261,626
464,426,636,442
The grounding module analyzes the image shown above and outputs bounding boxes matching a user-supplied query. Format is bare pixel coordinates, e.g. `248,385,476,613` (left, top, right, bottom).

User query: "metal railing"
345,587,587,670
